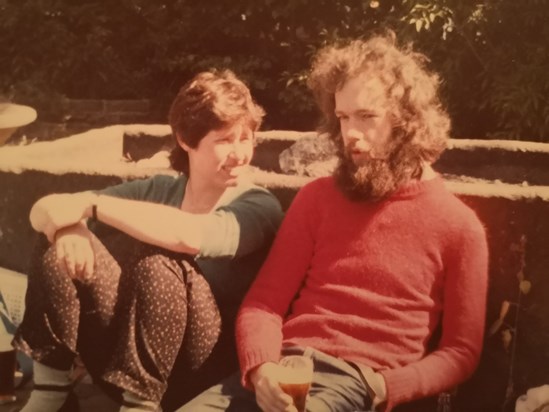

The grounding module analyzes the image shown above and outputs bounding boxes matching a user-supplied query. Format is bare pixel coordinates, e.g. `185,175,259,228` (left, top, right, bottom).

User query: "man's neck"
420,163,436,181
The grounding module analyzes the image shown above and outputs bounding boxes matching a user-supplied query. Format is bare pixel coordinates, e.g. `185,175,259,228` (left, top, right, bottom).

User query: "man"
179,32,488,412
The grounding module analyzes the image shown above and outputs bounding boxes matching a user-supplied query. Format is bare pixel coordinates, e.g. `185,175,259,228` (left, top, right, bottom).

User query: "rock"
279,133,338,177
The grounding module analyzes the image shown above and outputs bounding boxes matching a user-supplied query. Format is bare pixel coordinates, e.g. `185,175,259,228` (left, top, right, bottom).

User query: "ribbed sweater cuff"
239,348,280,390
379,369,416,412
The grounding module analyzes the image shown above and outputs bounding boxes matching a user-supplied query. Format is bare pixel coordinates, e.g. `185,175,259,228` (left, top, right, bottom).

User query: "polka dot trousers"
13,233,221,403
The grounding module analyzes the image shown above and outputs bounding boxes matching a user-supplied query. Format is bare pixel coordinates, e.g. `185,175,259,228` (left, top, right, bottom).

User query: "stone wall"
12,99,152,142
1,126,549,411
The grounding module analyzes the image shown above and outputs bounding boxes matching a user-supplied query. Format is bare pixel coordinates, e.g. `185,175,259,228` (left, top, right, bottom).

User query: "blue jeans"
176,346,373,412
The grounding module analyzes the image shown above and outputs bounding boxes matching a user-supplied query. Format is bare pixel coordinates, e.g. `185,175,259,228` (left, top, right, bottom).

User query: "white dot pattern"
13,234,222,403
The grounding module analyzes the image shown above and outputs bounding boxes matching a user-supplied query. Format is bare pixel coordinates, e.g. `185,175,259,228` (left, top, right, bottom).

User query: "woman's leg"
14,233,123,368
100,247,221,405
13,234,123,411
14,236,83,370
14,233,221,408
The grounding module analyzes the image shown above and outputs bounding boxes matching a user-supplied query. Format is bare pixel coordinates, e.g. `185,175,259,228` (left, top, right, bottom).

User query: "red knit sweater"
236,176,488,411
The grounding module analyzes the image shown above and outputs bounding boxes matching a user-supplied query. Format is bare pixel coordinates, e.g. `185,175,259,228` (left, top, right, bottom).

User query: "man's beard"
333,140,423,202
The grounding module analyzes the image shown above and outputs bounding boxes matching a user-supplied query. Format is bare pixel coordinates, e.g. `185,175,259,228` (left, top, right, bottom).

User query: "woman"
13,70,283,412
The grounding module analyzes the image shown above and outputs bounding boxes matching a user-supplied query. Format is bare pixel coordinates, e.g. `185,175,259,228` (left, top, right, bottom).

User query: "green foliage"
399,0,549,141
0,0,547,139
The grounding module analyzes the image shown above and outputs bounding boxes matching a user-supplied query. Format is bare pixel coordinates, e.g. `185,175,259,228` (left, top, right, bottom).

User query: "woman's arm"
29,192,96,242
29,191,208,254
92,194,207,254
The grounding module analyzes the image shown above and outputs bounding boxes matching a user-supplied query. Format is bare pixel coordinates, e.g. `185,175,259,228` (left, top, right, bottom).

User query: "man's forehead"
335,74,388,111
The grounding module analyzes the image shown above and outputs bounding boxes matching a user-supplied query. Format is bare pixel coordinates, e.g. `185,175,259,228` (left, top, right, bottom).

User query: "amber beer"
278,355,314,412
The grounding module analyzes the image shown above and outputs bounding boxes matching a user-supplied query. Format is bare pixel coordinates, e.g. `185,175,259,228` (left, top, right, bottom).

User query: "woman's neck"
181,177,226,214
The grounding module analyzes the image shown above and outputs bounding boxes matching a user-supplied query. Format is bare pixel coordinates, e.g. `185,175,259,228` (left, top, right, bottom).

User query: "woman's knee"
132,252,187,285
127,253,189,312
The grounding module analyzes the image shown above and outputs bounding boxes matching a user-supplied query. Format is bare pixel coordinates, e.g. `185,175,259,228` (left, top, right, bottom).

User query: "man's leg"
177,347,372,412
176,372,261,412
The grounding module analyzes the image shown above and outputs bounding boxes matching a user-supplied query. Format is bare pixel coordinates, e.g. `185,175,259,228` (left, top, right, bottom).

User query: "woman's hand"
54,221,95,281
30,192,96,241
250,362,297,412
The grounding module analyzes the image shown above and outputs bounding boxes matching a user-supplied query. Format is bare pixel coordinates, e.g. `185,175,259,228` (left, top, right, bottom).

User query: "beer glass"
278,355,314,412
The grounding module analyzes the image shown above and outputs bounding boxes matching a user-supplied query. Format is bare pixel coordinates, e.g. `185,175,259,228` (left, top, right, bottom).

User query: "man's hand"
250,362,297,412
357,365,387,410
30,192,96,241
54,221,95,282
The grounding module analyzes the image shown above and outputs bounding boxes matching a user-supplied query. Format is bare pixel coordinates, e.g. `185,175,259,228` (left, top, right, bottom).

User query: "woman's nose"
229,142,248,162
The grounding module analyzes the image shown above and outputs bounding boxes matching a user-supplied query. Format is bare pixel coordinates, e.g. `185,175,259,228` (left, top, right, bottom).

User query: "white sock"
20,362,72,412
120,391,159,412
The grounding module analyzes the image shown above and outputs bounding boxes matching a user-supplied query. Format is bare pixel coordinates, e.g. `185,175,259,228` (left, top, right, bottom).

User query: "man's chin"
350,154,371,167
334,161,396,202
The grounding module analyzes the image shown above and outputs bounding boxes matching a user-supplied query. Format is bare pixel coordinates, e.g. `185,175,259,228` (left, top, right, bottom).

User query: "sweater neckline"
389,175,443,200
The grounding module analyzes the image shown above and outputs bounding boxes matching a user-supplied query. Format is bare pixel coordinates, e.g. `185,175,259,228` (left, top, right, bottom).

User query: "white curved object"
0,103,37,145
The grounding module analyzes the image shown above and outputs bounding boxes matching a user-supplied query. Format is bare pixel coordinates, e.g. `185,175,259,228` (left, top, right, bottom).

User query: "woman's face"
182,121,254,187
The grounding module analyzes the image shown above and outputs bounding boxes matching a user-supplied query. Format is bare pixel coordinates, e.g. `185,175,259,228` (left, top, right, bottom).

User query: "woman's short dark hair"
168,70,265,174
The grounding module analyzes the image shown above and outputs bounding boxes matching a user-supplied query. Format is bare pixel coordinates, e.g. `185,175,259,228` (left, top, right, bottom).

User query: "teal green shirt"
95,174,284,310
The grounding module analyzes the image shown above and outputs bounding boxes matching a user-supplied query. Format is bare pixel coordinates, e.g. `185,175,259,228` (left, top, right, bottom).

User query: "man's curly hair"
307,31,450,164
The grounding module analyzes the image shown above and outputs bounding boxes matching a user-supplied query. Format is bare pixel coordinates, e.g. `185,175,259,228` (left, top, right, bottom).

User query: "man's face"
332,74,419,201
335,74,393,166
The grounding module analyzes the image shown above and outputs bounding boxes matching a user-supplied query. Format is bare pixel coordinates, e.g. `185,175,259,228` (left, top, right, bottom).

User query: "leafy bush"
1,0,547,140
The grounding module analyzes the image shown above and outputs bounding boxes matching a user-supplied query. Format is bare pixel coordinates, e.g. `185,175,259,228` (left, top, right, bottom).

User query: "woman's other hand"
54,221,95,281
250,362,297,412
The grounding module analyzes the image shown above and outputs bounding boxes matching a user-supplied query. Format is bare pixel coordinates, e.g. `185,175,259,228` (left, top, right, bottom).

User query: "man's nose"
344,124,364,142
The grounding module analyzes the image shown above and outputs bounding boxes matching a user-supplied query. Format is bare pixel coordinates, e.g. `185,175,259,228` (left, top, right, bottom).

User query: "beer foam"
278,367,312,384
277,356,313,384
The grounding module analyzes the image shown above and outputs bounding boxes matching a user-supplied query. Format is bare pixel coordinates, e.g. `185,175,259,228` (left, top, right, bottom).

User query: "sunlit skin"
29,122,258,279
181,121,255,190
335,74,393,167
